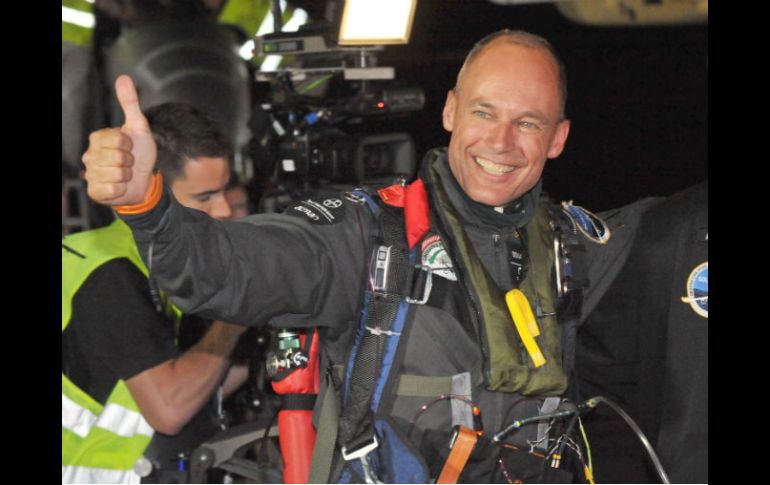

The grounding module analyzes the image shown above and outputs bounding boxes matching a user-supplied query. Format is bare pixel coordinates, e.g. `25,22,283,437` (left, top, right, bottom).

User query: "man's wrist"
117,183,171,231
114,171,164,215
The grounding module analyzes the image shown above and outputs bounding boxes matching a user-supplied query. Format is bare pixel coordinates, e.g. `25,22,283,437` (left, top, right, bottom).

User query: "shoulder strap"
542,200,589,390
337,203,413,447
309,187,415,483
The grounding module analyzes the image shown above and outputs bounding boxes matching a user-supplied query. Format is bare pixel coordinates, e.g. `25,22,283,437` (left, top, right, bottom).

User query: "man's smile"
473,156,517,176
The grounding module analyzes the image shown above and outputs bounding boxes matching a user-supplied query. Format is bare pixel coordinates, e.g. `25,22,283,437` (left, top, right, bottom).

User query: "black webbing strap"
281,393,318,410
337,207,410,450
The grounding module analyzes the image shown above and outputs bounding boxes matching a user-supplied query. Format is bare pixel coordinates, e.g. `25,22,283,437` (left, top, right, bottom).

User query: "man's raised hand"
81,75,157,206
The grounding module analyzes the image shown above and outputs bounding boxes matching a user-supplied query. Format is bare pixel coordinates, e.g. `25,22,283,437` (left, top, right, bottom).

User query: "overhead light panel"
338,0,417,45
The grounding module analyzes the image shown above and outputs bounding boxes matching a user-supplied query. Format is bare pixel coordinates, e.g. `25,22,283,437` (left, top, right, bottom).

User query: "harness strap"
337,204,413,467
394,368,485,397
436,426,479,484
544,202,589,388
308,365,344,484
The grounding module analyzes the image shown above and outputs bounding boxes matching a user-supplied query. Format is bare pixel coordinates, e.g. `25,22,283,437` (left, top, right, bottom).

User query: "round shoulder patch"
560,201,611,244
286,196,346,225
681,261,708,318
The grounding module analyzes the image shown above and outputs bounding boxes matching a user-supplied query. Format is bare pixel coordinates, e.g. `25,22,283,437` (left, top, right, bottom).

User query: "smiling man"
443,33,570,207
78,30,644,483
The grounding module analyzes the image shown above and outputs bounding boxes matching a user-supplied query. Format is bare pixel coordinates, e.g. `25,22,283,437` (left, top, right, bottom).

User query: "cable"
583,396,670,484
492,408,577,443
406,394,481,439
549,412,580,469
578,417,593,478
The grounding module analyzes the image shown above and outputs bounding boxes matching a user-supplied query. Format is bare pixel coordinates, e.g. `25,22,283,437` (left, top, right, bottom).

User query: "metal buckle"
342,436,382,484
341,435,379,461
406,266,433,305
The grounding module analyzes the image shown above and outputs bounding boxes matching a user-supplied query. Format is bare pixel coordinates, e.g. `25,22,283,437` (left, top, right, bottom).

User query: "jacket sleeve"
120,188,374,329
580,196,663,322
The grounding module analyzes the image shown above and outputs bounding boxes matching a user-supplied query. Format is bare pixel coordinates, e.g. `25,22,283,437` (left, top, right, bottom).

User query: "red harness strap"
377,178,430,249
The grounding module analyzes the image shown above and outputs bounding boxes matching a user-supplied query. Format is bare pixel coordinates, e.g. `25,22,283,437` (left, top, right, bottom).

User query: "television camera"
246,1,424,212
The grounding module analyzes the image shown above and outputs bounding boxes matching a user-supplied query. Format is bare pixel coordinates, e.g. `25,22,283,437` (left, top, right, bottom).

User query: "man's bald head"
454,29,568,119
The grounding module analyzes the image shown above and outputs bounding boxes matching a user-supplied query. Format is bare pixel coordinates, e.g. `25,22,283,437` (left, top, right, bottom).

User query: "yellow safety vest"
61,219,180,483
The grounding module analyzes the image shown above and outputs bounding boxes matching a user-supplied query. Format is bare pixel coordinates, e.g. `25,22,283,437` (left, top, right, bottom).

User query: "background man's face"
443,40,570,207
170,156,232,220
224,185,250,220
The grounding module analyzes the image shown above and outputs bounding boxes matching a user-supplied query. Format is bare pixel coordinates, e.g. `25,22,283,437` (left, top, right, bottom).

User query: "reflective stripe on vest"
62,393,97,438
62,465,140,484
99,403,154,438
62,393,153,439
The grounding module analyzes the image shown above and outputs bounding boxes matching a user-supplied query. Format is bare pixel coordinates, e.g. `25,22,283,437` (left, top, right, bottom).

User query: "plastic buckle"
406,266,433,305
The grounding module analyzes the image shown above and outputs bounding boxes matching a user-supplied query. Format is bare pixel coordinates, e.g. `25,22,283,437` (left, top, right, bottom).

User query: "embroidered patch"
561,201,611,244
681,261,708,318
287,197,345,225
421,234,457,281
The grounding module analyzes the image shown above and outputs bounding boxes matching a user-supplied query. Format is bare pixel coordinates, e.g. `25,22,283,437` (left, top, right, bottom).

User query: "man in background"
62,102,248,483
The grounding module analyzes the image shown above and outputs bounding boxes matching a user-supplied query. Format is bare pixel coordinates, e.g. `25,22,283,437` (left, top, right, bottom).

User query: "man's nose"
486,122,517,152
209,194,232,220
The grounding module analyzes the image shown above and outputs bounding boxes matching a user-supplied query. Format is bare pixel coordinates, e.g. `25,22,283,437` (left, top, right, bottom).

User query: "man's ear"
442,89,457,132
547,119,571,159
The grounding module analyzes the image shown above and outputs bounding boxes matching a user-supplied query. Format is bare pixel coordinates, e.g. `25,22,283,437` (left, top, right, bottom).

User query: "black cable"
551,411,580,467
407,394,481,439
583,396,670,484
492,408,577,443
257,405,280,467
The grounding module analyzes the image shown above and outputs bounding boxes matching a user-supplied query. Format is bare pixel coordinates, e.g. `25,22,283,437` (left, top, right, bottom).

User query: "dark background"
309,0,708,212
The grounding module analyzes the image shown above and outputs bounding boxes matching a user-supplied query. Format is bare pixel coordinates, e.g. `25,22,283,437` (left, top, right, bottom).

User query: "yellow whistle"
505,289,546,368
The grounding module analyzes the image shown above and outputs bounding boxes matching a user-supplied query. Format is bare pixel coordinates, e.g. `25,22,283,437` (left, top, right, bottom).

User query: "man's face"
442,40,570,207
170,156,232,220
224,186,250,220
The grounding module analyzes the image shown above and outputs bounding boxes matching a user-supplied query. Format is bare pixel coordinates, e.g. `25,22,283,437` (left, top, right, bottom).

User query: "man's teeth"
474,157,515,175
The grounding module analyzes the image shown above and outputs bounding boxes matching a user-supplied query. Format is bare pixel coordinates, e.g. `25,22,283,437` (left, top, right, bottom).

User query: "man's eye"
196,194,212,202
473,110,492,120
519,120,542,132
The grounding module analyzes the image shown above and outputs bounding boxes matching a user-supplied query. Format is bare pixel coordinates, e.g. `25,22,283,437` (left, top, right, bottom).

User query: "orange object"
115,172,164,215
437,426,479,484
271,330,320,484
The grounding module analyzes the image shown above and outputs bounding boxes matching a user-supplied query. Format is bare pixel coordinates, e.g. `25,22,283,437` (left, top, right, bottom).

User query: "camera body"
253,75,423,191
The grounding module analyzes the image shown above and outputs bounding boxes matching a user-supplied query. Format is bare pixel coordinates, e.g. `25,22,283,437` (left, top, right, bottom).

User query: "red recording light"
377,101,385,109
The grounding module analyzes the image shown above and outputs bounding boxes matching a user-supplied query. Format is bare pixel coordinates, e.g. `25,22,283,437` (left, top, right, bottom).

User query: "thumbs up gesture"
82,75,157,206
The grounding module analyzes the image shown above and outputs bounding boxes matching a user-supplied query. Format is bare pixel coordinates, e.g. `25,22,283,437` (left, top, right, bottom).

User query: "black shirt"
62,257,222,474
62,258,177,404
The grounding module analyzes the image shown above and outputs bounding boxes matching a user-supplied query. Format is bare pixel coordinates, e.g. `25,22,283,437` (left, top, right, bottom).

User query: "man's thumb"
115,74,149,133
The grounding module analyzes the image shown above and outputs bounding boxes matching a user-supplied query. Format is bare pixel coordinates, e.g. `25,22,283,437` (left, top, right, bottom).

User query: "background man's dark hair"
145,102,233,183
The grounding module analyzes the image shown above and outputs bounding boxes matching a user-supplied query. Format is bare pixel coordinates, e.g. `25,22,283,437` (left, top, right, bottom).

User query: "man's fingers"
86,165,134,184
82,147,134,168
115,74,150,133
86,179,128,204
89,127,133,152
